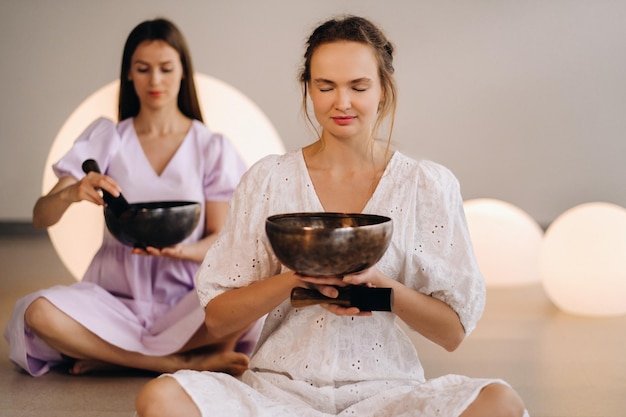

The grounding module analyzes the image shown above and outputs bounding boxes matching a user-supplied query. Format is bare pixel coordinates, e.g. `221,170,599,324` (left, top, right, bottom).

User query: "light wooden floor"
1,233,625,416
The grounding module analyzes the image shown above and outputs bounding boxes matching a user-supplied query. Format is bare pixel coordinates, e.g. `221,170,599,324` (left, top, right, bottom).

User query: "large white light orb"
463,198,544,287
540,202,626,317
43,74,284,280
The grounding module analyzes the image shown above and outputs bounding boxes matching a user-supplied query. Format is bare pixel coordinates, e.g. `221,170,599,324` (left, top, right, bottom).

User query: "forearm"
346,267,465,352
204,271,301,339
177,200,228,263
178,234,217,263
32,184,76,228
385,277,465,351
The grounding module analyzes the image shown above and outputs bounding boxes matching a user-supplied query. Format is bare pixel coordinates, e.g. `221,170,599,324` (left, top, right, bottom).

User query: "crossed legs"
24,297,249,375
136,377,526,417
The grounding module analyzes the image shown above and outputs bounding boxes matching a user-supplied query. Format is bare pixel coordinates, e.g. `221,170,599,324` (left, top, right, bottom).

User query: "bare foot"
68,350,249,376
69,359,125,375
181,350,250,376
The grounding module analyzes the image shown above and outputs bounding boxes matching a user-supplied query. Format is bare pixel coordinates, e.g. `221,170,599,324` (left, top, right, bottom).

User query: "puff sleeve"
195,155,283,307
403,160,485,334
201,132,248,202
52,117,121,180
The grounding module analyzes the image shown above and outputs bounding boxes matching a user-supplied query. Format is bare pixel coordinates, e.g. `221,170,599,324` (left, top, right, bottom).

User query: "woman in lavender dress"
4,18,260,377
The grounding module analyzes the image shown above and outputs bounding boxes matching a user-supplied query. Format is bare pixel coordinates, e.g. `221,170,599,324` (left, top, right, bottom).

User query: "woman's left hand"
298,268,384,317
131,244,185,259
341,267,383,287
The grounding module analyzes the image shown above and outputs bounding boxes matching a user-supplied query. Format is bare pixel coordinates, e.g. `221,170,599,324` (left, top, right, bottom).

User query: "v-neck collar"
296,148,397,213
130,119,194,178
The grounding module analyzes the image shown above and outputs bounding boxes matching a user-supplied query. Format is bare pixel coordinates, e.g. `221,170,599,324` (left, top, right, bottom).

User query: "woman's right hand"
74,171,122,206
32,173,122,229
296,274,374,317
295,274,347,299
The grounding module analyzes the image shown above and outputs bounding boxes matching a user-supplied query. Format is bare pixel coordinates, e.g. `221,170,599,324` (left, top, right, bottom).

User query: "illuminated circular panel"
463,198,544,287
43,74,284,280
540,202,626,317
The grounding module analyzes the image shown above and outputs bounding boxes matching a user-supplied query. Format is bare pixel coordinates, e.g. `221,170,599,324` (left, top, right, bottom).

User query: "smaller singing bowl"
105,201,201,249
265,212,393,277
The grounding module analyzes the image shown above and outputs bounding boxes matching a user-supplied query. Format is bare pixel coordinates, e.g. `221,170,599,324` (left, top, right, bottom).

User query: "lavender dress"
4,117,261,376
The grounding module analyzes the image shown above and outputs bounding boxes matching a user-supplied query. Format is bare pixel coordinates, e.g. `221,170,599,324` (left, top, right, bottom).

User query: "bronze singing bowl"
265,212,393,277
105,201,201,249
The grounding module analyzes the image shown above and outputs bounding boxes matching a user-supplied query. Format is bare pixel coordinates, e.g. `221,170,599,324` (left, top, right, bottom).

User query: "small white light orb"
540,202,626,317
463,198,544,287
43,74,284,280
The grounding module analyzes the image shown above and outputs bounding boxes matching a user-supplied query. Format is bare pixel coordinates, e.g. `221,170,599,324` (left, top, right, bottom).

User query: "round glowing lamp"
463,198,544,287
43,73,284,280
540,202,626,317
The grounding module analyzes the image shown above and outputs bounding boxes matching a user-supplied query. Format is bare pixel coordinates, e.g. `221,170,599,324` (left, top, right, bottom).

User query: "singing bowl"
265,212,393,277
104,201,201,249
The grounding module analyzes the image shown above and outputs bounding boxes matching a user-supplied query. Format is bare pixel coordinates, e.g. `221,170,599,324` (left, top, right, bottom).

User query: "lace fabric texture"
183,150,511,416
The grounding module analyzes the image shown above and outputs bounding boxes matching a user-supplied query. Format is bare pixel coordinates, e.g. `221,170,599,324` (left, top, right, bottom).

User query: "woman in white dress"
135,15,528,417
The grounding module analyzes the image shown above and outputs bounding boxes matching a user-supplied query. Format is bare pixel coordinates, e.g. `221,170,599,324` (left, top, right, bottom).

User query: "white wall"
1,0,625,226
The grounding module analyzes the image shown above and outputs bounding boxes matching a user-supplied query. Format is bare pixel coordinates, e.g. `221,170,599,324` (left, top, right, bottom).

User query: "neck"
133,107,189,135
305,135,389,173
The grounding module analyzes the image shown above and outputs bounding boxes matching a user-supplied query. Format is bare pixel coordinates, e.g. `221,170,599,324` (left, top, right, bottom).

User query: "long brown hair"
299,15,397,143
118,18,203,122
